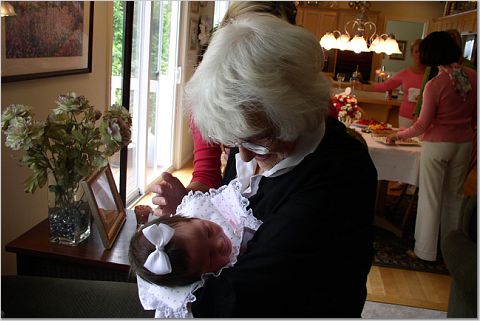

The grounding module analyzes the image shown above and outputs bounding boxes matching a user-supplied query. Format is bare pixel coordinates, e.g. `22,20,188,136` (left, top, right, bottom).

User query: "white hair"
184,14,331,144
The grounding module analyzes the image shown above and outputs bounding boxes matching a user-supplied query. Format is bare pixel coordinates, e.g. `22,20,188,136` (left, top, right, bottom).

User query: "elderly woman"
183,15,377,317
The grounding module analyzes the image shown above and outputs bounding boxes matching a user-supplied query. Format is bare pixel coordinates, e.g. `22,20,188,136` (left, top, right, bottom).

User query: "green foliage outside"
112,0,172,115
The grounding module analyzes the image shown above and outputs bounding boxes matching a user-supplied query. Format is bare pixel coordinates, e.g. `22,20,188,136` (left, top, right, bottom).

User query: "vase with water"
48,171,91,246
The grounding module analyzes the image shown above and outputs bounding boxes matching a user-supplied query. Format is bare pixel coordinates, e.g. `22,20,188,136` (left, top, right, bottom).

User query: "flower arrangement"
331,92,362,126
1,92,132,245
2,92,132,194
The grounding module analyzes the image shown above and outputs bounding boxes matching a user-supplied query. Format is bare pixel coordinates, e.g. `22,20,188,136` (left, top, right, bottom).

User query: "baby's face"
175,219,232,275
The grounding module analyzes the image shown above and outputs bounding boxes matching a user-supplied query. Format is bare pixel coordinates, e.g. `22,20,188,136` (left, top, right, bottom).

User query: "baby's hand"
151,172,187,217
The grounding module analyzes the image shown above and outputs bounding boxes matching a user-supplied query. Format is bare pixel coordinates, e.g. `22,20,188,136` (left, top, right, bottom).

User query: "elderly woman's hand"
385,133,398,145
151,172,187,217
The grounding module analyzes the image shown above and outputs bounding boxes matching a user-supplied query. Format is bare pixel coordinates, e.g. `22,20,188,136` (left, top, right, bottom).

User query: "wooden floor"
135,162,451,312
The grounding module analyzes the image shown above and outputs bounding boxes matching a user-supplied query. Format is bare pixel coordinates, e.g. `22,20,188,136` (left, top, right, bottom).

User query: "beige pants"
414,141,472,261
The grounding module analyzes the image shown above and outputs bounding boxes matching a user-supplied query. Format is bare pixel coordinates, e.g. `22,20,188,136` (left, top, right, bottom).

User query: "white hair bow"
143,223,175,275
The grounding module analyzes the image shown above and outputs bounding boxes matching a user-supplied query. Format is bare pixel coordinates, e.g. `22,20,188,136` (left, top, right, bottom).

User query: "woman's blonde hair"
410,39,422,53
185,15,330,144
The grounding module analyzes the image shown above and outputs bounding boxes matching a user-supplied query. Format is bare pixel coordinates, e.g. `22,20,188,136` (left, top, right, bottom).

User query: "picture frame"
189,18,199,50
389,40,407,60
190,1,199,13
1,1,94,83
81,164,126,249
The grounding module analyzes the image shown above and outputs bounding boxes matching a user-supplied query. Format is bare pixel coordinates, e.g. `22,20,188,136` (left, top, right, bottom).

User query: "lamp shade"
336,34,350,51
319,32,338,51
384,37,402,55
349,35,369,53
369,36,385,54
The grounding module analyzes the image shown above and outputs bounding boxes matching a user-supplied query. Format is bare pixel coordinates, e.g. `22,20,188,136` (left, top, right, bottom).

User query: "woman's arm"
358,71,403,92
190,122,222,189
395,80,438,140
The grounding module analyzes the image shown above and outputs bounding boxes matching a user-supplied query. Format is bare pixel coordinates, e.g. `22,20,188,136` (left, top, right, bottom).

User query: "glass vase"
48,172,91,246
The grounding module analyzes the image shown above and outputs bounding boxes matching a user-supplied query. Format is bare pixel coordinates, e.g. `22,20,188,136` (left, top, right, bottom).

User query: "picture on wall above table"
1,1,94,83
389,40,406,60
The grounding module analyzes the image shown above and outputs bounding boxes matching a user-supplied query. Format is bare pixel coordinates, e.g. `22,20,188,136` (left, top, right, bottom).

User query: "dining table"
355,127,422,237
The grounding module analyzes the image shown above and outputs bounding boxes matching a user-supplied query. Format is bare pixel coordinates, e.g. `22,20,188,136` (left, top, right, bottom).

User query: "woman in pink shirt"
388,31,477,261
359,39,426,128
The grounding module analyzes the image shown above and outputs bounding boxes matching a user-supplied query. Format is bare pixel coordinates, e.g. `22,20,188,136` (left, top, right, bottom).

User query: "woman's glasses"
235,141,271,155
209,135,275,155
223,139,275,155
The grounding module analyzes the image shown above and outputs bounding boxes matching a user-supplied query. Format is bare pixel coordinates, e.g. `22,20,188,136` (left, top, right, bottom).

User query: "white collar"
236,121,326,197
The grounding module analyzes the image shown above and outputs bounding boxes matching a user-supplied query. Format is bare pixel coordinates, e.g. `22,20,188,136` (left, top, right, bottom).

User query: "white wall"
382,20,424,74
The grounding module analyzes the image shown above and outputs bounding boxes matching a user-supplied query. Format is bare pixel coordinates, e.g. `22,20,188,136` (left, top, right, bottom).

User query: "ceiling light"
319,1,402,55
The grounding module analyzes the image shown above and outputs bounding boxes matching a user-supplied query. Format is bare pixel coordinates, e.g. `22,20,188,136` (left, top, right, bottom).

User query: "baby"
128,179,261,318
129,215,235,287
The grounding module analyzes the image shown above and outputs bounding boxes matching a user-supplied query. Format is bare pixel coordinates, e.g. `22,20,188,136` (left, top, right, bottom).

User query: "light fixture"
1,2,16,17
319,1,401,55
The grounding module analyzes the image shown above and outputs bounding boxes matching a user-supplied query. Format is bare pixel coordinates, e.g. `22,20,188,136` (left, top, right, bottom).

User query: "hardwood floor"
134,163,451,312
367,266,450,311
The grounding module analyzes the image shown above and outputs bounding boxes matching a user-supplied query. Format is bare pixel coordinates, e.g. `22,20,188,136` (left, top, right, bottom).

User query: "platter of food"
351,119,383,129
372,136,422,146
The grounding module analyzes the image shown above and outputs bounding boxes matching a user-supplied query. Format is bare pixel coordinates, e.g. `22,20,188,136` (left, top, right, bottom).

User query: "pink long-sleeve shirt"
397,67,477,142
373,68,424,119
190,122,222,188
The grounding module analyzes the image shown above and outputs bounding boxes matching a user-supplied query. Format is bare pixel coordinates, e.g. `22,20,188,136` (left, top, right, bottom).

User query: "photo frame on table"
189,18,199,50
81,164,126,249
389,40,407,60
1,1,94,83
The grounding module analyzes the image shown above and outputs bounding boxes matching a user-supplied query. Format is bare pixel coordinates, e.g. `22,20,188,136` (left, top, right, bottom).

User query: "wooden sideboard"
5,210,138,282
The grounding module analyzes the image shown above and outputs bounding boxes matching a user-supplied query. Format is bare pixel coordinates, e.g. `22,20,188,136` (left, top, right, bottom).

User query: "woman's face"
412,44,421,65
174,219,232,275
238,136,296,173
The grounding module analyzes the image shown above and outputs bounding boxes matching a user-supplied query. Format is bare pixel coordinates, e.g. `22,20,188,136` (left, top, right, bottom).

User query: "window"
110,1,181,205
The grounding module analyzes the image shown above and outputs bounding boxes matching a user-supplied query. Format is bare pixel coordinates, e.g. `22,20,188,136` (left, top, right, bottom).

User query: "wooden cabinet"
428,10,477,34
296,7,338,40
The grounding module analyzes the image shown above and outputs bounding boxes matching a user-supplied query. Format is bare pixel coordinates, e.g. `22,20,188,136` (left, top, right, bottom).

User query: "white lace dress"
136,179,262,318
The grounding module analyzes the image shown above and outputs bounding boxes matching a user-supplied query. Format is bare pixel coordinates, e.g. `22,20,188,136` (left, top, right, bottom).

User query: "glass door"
110,1,181,205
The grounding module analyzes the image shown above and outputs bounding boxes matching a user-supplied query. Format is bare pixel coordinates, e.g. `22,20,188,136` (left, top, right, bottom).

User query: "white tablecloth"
360,130,421,186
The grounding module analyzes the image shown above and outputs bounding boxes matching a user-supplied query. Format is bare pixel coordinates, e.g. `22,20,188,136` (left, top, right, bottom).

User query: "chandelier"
319,1,402,55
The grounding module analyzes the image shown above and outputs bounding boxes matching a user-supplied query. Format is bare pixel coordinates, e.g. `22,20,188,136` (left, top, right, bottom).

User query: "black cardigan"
192,118,378,317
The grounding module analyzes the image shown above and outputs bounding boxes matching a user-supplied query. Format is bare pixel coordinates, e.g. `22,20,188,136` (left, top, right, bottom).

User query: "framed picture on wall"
1,1,94,83
389,40,407,60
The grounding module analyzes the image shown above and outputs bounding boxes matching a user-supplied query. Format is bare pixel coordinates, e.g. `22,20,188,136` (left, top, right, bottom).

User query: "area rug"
373,191,449,275
362,301,447,318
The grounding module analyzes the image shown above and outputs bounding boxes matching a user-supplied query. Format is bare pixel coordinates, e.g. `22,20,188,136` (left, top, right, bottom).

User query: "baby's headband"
142,223,175,275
